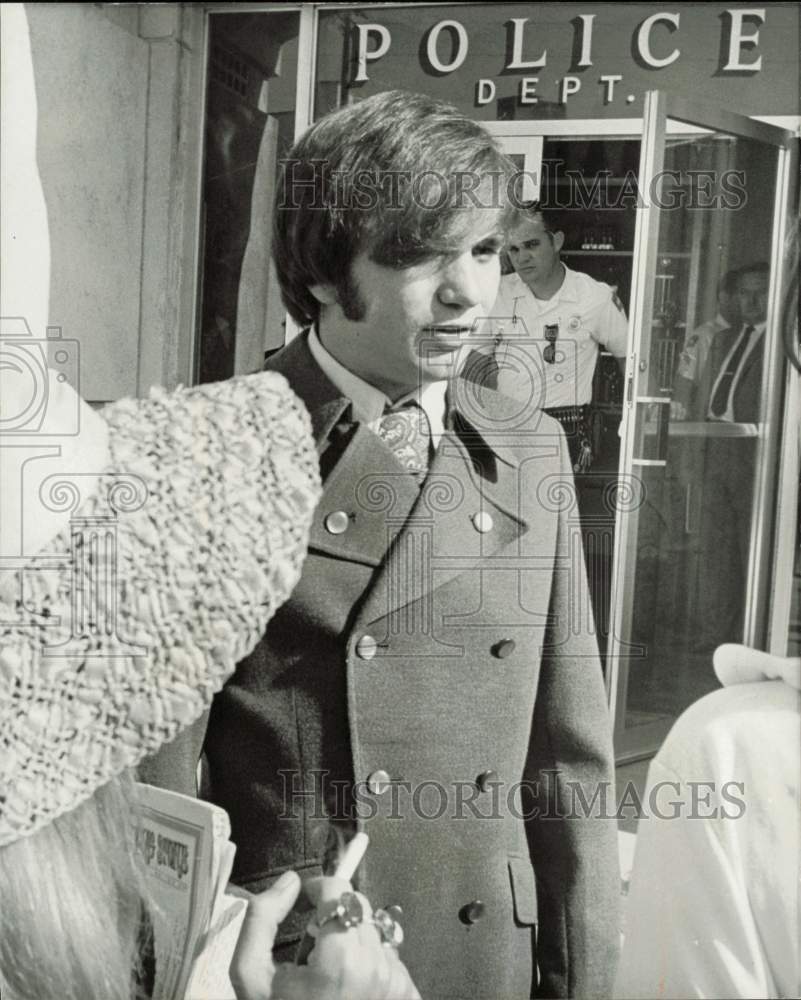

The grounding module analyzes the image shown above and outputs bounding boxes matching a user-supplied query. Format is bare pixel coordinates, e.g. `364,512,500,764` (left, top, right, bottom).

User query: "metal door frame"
608,91,796,760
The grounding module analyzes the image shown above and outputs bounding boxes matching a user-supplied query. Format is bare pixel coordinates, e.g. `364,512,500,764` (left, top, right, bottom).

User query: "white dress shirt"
307,328,447,446
676,312,730,384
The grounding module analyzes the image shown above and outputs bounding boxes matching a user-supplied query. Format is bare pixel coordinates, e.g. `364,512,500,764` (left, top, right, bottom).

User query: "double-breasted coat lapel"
355,419,529,630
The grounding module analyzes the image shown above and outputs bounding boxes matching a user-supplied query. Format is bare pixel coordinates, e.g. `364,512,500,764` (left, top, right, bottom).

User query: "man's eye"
473,241,501,258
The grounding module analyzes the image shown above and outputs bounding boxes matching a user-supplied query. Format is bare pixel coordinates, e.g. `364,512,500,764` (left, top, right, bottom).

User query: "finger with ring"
315,890,365,932
372,907,404,947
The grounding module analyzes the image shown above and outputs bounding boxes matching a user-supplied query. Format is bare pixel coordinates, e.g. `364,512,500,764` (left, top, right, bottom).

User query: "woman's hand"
230,872,421,1000
229,871,302,1000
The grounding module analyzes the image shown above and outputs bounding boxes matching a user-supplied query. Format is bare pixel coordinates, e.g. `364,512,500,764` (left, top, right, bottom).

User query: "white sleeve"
594,284,629,356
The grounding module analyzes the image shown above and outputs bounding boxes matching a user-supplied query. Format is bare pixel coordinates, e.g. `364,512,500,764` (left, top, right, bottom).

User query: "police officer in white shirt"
491,201,629,472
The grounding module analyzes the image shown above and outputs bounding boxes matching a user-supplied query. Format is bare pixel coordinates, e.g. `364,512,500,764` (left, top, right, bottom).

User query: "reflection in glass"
623,130,778,748
538,138,640,660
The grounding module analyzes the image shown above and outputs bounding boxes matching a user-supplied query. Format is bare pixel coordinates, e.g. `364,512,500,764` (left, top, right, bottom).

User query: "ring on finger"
372,907,404,947
315,891,365,931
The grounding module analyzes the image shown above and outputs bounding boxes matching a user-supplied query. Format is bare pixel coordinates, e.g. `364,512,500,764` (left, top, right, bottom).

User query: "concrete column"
26,2,206,401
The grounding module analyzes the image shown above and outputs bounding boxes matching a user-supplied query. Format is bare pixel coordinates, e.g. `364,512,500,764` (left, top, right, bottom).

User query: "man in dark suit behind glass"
694,262,770,650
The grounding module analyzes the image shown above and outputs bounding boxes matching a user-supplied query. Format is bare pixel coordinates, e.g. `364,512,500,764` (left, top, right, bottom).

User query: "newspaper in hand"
135,783,247,999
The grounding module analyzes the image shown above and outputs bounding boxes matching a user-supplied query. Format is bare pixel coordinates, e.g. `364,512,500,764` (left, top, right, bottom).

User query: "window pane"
197,11,300,384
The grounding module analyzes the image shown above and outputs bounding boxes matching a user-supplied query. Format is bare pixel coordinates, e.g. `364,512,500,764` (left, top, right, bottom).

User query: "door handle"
685,483,694,534
655,400,669,463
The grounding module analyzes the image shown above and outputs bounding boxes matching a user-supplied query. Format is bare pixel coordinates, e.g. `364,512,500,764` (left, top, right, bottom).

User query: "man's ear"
309,283,338,306
552,230,565,254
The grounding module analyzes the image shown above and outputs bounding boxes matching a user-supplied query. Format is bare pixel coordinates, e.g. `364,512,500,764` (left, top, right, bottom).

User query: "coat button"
471,511,493,533
355,635,379,660
325,510,350,534
367,769,391,794
460,900,486,925
492,638,516,659
476,770,498,792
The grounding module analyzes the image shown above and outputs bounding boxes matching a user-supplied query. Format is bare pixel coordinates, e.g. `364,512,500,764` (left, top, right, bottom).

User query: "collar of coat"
266,332,530,473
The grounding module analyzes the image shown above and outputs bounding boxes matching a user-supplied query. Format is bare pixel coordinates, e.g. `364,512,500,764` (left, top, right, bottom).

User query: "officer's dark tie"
377,400,431,480
709,325,754,418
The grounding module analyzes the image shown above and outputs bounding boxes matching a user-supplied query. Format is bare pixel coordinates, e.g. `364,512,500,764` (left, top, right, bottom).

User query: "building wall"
27,2,205,401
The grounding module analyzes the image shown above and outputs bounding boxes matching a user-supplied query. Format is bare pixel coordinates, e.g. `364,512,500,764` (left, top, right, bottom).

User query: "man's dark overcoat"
143,334,619,999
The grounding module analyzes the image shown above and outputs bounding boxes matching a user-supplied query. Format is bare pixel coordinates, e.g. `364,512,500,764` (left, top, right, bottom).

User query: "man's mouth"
422,325,472,337
419,325,474,355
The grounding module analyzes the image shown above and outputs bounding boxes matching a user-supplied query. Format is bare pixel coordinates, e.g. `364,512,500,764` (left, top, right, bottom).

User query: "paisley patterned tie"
377,400,431,479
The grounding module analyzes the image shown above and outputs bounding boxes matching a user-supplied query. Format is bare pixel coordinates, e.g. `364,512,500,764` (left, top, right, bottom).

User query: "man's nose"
437,254,487,308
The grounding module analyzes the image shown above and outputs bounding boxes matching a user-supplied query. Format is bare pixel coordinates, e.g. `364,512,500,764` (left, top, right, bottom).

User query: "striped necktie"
709,325,754,418
377,400,431,479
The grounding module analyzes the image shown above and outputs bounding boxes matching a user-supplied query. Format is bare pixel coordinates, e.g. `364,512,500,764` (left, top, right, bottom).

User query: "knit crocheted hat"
0,371,320,846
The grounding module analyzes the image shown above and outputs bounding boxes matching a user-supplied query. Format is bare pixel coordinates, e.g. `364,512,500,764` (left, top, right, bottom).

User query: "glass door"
490,125,642,665
536,136,640,658
610,92,796,761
